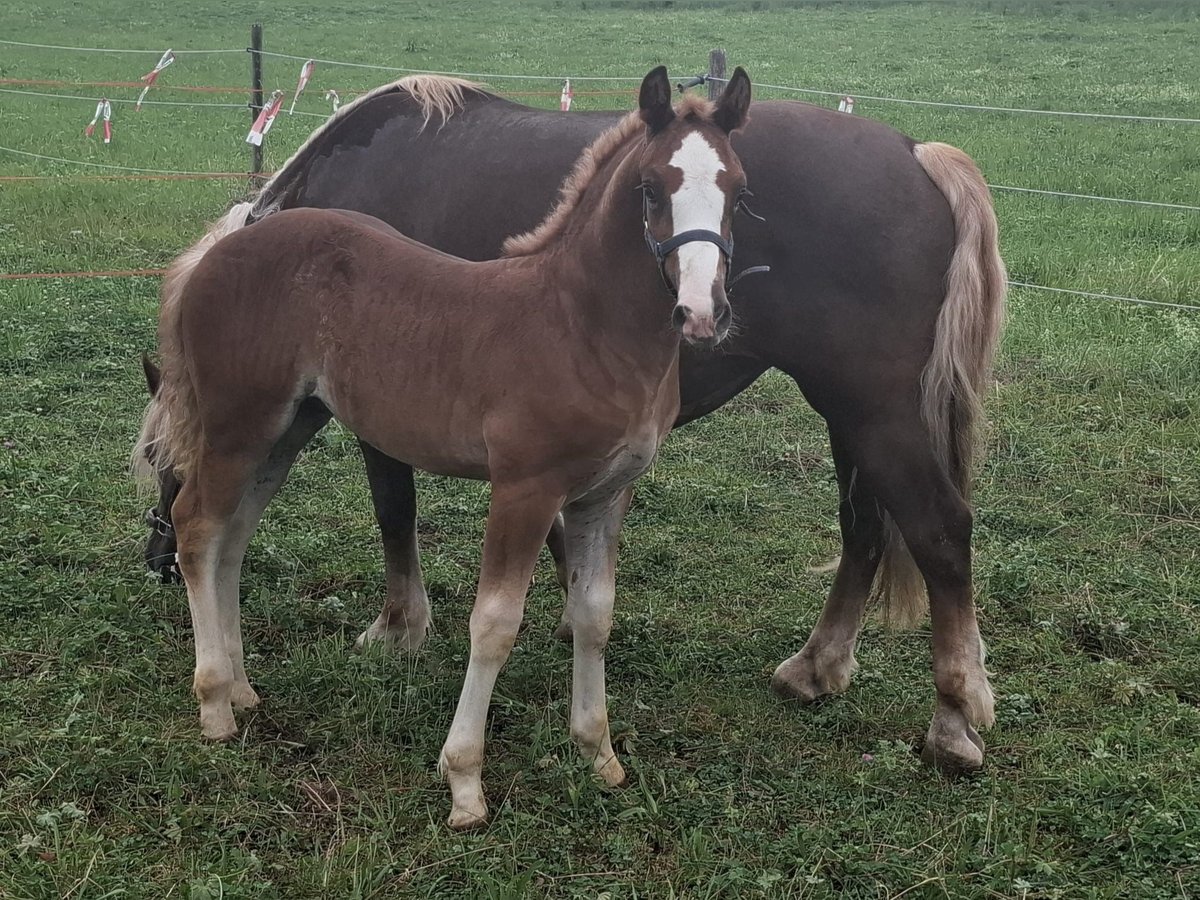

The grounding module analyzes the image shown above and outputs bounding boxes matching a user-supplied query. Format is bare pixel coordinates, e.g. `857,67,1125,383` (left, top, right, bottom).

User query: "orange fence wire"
0,171,267,183
0,268,169,280
0,77,250,94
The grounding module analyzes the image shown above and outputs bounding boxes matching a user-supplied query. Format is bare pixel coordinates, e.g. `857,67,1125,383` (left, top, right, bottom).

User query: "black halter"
641,187,770,297
145,506,175,537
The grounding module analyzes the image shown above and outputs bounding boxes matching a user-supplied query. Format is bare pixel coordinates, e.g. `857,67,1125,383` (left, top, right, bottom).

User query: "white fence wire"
3,35,1197,310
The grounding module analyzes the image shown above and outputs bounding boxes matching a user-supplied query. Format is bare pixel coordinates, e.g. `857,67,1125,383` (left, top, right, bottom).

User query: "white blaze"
668,131,726,318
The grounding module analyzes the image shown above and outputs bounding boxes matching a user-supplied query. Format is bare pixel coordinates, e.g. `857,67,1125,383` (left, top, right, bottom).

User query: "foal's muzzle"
672,294,732,348
641,187,762,349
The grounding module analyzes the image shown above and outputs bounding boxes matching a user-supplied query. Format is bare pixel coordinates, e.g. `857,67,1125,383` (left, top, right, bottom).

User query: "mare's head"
636,65,751,347
139,355,182,583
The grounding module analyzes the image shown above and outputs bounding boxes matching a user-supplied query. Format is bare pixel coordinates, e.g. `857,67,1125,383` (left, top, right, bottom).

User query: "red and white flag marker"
246,90,284,146
85,99,113,143
560,79,574,111
288,59,316,114
136,49,175,110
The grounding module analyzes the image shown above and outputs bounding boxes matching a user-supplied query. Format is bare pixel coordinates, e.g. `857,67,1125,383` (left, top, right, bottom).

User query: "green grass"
2,2,1199,897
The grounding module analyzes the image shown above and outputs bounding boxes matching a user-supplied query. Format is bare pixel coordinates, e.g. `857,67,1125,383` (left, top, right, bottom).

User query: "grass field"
2,1,1199,897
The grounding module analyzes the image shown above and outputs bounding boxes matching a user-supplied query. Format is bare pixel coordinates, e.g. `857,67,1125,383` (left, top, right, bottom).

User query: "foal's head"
636,65,751,347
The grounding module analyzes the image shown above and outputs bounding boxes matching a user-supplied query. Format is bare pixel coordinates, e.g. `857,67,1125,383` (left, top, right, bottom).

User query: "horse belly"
314,374,492,480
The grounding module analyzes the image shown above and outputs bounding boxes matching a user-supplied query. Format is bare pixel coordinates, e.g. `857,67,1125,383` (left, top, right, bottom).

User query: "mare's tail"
874,142,1007,628
131,202,254,487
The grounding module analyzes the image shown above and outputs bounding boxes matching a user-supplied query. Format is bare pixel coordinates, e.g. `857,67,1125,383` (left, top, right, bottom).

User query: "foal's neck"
544,143,679,365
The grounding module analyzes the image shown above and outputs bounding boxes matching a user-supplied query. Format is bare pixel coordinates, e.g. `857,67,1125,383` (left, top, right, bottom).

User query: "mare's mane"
503,94,715,258
251,74,492,219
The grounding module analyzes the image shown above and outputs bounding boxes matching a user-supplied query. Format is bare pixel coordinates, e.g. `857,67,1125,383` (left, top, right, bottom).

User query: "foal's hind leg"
439,481,563,829
218,403,331,708
173,449,266,740
772,433,883,702
850,419,994,772
355,442,431,652
562,487,632,787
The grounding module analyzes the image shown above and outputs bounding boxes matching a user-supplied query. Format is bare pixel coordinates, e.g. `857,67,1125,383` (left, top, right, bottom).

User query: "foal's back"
180,209,631,481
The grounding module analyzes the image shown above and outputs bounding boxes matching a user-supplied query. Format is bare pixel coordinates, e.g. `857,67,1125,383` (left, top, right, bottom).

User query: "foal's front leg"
439,481,564,830
562,487,632,787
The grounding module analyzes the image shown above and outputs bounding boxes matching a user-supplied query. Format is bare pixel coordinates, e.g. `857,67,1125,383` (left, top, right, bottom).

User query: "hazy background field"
1,1,1198,897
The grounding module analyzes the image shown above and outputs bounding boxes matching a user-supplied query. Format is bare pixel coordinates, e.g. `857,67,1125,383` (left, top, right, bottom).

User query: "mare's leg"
355,442,431,651
847,416,994,772
218,402,330,708
554,351,766,644
562,487,632,786
546,512,570,595
439,481,563,829
771,431,884,702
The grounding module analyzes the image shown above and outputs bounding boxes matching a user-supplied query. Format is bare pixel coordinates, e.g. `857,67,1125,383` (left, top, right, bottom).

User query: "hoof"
553,619,573,644
354,617,429,654
921,720,985,773
770,648,856,704
200,708,238,742
595,756,627,788
231,682,261,710
447,804,488,831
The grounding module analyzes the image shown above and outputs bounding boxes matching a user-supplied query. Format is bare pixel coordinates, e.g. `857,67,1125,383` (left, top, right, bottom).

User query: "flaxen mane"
503,94,715,257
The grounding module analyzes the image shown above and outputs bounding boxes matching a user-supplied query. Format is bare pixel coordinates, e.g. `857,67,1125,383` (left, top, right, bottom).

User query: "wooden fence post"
707,49,726,100
249,23,264,179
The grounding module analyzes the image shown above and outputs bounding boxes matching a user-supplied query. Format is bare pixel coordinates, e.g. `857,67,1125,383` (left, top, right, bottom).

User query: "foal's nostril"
715,303,732,332
672,304,691,330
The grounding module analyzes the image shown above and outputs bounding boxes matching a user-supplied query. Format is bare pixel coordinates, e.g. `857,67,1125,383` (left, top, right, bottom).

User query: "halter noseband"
641,187,769,298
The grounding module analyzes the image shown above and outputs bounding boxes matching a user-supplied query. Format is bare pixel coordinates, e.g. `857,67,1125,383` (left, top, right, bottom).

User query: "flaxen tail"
132,202,254,488
874,142,1007,628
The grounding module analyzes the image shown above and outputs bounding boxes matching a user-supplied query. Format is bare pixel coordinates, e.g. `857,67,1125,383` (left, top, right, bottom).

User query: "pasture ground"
1,1,1198,897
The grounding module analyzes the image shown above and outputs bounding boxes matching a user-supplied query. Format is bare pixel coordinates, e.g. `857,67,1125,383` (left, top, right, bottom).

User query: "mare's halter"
641,186,770,298
145,506,174,538
145,506,182,582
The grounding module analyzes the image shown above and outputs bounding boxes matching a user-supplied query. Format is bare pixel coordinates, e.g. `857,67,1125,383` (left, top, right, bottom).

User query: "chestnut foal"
135,67,752,827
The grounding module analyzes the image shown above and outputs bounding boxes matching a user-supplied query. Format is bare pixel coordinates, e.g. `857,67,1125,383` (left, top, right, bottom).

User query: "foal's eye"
640,183,657,204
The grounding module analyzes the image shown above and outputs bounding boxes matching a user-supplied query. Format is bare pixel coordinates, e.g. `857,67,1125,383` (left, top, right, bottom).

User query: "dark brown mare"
135,68,753,828
140,73,1005,773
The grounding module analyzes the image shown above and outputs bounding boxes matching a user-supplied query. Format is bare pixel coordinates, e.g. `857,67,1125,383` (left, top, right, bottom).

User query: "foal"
136,67,752,828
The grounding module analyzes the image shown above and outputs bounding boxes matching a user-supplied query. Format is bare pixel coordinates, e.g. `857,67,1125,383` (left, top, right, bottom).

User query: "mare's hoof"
354,620,429,654
770,650,855,704
447,805,489,831
921,721,985,773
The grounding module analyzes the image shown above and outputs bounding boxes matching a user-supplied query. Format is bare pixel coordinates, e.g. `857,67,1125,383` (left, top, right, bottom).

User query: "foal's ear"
638,66,675,135
141,353,161,397
713,67,752,134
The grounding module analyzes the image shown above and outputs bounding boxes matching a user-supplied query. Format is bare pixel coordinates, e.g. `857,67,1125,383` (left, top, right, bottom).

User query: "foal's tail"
132,202,254,487
875,142,1007,628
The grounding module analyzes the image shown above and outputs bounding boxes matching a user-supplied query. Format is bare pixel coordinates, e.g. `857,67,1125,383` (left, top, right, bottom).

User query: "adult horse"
136,68,753,828
140,73,1005,772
